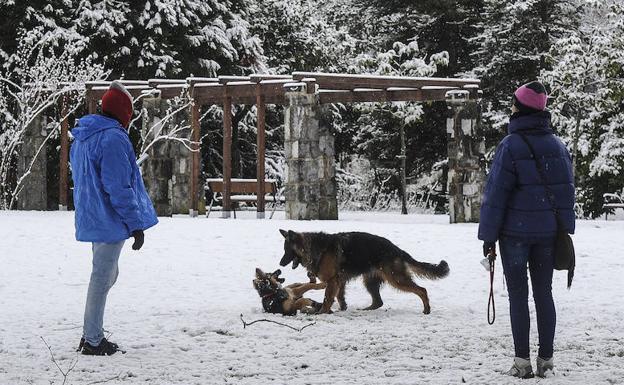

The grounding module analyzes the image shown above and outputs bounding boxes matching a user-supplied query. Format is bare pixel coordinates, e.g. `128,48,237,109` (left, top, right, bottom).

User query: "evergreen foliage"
1,0,623,215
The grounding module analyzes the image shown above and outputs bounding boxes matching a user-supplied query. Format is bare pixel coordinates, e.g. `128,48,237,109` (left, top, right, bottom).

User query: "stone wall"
445,90,486,223
141,97,192,216
283,87,338,220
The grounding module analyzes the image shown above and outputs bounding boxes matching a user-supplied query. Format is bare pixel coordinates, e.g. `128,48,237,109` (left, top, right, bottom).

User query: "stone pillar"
16,113,48,210
445,90,485,223
142,96,192,216
284,84,338,220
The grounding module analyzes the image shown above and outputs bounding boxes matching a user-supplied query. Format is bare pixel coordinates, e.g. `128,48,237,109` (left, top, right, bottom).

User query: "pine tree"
543,0,624,217
0,1,265,78
474,0,581,130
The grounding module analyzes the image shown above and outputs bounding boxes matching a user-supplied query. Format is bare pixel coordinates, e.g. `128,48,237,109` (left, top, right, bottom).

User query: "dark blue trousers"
499,236,556,359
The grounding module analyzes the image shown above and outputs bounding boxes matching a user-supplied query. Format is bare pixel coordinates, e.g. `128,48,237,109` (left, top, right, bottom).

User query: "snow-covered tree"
0,35,108,209
473,0,581,131
543,0,624,217
250,0,356,74
1,1,265,78
337,41,450,210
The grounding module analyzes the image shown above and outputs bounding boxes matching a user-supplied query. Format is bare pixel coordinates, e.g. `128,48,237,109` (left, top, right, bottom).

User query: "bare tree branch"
240,314,316,332
40,336,79,385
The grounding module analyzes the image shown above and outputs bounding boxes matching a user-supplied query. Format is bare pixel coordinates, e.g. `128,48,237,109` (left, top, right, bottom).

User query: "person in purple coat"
478,81,575,378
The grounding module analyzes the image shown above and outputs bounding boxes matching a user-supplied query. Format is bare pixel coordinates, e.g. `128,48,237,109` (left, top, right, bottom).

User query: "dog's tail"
401,251,450,280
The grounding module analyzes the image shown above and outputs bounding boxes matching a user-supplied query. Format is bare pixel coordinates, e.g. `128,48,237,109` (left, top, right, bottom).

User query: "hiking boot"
505,357,534,379
536,356,555,378
77,337,121,356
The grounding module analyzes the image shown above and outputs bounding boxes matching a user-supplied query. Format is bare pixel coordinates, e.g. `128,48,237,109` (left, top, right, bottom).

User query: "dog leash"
487,250,496,325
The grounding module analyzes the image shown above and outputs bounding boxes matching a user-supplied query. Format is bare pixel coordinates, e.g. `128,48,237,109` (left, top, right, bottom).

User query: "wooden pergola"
65,72,479,217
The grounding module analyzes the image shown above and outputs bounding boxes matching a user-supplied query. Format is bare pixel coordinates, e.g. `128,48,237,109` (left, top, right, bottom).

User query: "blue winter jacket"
70,114,158,243
478,111,575,242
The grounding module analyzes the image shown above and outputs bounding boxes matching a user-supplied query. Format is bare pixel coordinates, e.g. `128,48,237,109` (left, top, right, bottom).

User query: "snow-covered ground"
0,210,623,385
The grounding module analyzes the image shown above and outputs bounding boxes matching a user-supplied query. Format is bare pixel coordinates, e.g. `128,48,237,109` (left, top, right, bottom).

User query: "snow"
0,210,623,384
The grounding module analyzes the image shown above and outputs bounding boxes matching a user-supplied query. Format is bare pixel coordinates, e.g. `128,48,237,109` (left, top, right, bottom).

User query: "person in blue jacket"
70,80,158,356
478,81,575,378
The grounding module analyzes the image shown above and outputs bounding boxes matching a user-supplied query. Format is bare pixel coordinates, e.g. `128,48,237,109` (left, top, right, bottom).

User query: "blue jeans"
499,236,556,359
83,241,124,346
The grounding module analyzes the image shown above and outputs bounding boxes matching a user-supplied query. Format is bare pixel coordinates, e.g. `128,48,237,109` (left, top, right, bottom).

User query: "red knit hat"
101,80,133,128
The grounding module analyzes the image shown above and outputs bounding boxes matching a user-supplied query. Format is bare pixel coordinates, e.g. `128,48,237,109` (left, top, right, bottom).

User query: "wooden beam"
157,84,188,99
187,77,219,83
148,78,186,87
222,86,233,218
196,94,285,106
259,79,294,94
256,83,266,218
249,74,292,83
219,76,251,84
187,77,219,89
192,80,291,104
317,87,458,104
301,77,317,94
190,102,201,217
292,72,480,90
88,85,152,100
85,80,149,87
59,95,70,210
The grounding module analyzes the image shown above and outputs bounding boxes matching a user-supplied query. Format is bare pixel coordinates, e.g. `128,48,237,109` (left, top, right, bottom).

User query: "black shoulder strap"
514,133,562,221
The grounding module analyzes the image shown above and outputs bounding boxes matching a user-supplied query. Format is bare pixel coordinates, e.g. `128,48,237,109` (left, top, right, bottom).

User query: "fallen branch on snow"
40,336,78,385
86,373,122,385
240,314,316,332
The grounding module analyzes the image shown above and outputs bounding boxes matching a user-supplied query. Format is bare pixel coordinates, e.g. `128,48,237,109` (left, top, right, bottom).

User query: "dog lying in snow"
253,268,326,316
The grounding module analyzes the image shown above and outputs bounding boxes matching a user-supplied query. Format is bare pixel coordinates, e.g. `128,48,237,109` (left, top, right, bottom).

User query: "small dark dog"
253,268,326,316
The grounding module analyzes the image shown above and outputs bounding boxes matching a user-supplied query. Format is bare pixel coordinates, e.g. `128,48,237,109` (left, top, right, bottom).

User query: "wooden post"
256,84,266,219
222,87,233,218
399,123,407,215
190,101,200,217
87,91,97,114
59,95,70,211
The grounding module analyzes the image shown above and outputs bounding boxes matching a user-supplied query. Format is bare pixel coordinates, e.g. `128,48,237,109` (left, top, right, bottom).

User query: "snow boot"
505,357,534,379
536,356,554,378
77,337,122,356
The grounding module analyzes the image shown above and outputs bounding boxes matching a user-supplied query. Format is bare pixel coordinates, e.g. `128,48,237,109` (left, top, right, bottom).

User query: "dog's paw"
423,307,431,315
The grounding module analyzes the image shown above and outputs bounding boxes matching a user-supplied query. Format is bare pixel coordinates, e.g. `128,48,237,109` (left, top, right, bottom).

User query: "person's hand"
131,230,144,250
483,241,496,257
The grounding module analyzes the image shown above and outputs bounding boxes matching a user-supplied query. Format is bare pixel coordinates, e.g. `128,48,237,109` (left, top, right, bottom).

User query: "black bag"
516,133,575,288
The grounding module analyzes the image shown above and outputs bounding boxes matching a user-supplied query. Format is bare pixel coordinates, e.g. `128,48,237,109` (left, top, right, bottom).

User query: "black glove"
483,241,496,257
131,230,144,250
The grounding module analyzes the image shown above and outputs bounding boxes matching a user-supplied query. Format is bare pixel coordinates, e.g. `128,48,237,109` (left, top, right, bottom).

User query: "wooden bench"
603,192,624,220
205,178,285,218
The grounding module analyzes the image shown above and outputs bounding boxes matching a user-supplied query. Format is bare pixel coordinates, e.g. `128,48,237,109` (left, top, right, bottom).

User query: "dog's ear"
279,229,289,238
288,230,303,243
255,268,264,278
272,269,282,277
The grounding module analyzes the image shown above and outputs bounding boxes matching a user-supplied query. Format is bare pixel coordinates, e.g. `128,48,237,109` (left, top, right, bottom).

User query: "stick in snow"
40,336,78,385
239,314,316,332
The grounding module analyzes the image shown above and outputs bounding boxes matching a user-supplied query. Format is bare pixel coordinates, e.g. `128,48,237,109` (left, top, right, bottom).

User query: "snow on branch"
0,34,109,209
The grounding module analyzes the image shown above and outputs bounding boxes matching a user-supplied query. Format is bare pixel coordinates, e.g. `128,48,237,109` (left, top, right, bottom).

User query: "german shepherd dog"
278,230,449,314
253,268,327,316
